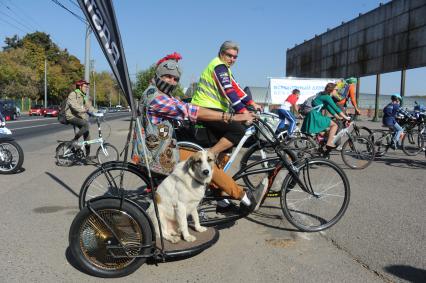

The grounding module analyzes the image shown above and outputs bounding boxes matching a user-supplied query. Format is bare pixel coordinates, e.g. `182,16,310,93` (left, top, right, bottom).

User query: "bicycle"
0,125,24,174
78,112,297,208
55,116,119,166
286,115,375,169
68,115,350,277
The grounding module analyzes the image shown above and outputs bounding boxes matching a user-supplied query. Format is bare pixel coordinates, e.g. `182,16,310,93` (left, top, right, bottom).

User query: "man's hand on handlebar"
234,112,257,124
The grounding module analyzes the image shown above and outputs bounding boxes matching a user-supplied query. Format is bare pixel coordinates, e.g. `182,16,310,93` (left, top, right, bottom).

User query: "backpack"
332,80,350,103
299,93,320,115
57,97,68,124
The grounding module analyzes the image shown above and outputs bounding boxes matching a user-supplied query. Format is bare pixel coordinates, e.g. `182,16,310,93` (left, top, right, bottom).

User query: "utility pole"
90,59,96,107
44,58,47,108
84,25,91,83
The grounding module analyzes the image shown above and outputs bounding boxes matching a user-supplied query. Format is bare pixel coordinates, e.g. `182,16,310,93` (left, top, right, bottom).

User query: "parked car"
0,99,19,120
43,105,59,117
98,107,108,114
29,105,45,116
108,107,118,113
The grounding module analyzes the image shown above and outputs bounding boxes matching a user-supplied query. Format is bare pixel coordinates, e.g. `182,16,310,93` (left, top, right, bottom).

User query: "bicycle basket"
257,112,280,141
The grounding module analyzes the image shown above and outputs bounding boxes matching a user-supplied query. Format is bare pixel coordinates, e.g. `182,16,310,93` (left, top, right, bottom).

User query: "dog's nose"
202,169,210,176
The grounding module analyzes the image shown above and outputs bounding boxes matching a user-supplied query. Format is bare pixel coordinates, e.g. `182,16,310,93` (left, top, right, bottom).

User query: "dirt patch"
265,238,297,248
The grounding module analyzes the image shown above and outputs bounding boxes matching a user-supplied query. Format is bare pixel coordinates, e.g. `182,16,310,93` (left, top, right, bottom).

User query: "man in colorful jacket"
191,41,262,157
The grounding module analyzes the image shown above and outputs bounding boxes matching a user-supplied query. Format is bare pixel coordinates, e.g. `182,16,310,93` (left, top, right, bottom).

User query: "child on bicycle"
276,89,301,137
382,94,409,149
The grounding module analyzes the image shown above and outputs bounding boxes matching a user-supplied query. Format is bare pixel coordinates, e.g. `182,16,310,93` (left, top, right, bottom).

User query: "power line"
0,0,36,31
3,0,42,29
0,17,28,33
0,10,33,32
50,0,87,24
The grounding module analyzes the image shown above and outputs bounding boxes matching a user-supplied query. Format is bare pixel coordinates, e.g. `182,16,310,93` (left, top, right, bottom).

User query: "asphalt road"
0,116,424,282
5,112,131,141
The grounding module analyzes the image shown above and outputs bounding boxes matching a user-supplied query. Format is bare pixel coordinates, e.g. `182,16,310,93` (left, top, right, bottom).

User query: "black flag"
77,0,135,114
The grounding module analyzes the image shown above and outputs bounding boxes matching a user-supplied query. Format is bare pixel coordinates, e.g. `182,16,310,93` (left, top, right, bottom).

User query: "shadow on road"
245,205,299,232
45,171,79,198
385,264,426,283
374,156,426,169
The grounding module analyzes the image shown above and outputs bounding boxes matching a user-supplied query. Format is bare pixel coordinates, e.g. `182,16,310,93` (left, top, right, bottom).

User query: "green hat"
391,93,402,102
345,77,357,84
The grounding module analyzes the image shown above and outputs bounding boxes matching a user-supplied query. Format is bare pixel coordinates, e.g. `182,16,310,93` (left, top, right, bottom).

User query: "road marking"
7,117,56,124
12,123,59,130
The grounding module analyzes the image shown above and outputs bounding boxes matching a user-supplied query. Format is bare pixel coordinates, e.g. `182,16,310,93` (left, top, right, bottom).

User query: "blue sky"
1,0,425,96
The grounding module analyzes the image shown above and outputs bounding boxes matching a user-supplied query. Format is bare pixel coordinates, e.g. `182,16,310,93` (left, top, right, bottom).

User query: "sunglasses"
223,52,238,59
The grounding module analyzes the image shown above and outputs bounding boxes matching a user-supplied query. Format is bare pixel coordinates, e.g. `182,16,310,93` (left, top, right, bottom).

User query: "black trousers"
68,117,91,155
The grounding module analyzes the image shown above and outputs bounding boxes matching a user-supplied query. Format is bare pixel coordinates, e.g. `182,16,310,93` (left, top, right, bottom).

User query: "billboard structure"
286,0,426,78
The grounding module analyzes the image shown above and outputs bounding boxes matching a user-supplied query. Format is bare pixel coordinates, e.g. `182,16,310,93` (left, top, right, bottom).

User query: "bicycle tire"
280,158,350,232
370,131,390,157
285,136,318,159
401,130,425,156
341,136,375,169
96,143,119,164
240,142,297,190
352,126,372,137
0,140,24,174
79,162,151,209
55,142,75,167
69,198,153,278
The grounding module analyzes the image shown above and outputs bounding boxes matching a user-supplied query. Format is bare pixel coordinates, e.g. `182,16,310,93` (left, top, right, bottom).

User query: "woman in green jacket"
301,83,350,149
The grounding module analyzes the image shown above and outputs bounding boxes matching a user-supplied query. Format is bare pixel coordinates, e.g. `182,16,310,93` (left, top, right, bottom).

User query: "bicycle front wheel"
280,158,350,232
79,162,150,209
96,143,119,164
341,136,375,169
401,130,425,156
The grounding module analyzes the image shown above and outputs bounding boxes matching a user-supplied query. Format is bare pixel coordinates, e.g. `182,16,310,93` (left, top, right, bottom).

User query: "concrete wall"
286,0,426,78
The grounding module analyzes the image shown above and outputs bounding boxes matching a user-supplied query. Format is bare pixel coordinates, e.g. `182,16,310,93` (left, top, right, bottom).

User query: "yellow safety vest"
191,57,232,112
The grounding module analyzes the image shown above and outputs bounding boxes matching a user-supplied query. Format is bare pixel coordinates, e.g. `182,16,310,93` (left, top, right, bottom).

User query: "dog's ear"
184,154,194,172
207,151,215,164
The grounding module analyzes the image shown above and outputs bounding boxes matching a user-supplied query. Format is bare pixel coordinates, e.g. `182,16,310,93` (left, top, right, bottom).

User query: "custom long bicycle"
56,116,119,166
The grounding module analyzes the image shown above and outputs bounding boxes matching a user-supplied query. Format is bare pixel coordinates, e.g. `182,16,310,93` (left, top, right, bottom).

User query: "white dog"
147,150,215,243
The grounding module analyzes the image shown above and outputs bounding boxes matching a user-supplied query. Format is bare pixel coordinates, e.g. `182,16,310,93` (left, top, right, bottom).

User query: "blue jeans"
277,109,296,135
390,122,403,146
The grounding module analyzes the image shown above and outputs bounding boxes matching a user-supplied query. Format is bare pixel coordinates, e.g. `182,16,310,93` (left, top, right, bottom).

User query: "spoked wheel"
240,142,297,191
280,158,350,232
55,142,75,167
352,126,372,137
195,196,244,227
341,136,375,169
69,198,153,278
0,140,24,174
79,162,151,209
401,130,425,156
285,136,317,159
370,131,390,157
96,143,119,164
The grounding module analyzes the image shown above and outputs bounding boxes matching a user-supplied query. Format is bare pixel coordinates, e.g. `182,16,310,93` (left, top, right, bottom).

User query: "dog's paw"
183,234,196,242
165,235,181,244
195,225,207,233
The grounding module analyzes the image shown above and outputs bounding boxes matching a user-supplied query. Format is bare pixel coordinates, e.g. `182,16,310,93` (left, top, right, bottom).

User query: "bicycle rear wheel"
69,198,153,278
96,143,119,164
280,158,350,232
341,136,375,169
79,162,151,209
401,130,425,156
0,140,24,174
55,142,75,167
285,136,317,159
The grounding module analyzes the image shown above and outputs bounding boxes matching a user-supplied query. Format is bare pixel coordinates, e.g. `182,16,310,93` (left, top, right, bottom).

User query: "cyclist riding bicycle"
276,88,301,137
65,79,102,159
333,77,361,115
301,83,350,149
382,93,412,149
138,53,266,212
191,41,262,164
